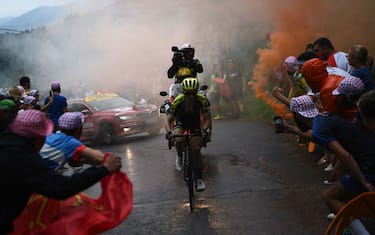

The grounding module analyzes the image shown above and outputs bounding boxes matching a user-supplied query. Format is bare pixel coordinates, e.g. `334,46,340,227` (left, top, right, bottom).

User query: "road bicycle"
168,130,207,212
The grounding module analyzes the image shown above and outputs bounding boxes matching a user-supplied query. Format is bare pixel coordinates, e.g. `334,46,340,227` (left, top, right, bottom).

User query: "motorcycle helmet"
180,43,195,58
182,78,199,93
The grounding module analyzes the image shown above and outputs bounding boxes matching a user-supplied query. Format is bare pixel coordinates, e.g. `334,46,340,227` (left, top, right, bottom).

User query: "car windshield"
87,96,134,111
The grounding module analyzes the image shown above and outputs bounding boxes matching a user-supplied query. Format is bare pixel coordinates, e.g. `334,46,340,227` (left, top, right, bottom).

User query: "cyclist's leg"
191,135,203,170
191,134,205,191
173,124,184,171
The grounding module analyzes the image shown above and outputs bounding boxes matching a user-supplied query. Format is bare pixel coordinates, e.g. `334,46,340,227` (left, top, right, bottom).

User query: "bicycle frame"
169,130,203,212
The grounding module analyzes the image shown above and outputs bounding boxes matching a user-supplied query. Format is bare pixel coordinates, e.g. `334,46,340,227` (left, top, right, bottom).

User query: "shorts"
340,172,375,196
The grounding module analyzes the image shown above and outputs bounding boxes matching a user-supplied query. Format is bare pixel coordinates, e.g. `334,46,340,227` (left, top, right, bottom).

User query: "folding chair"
325,192,375,235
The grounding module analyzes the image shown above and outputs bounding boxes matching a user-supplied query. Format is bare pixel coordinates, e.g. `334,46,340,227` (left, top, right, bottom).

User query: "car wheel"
98,123,115,145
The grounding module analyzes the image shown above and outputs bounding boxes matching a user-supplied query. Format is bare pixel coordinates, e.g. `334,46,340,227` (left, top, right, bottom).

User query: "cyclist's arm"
201,111,211,130
165,114,174,133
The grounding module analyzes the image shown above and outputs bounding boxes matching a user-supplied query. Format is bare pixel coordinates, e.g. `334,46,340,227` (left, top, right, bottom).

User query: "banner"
11,171,133,235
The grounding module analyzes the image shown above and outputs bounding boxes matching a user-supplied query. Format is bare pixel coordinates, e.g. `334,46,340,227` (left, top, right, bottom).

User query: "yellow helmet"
182,78,199,92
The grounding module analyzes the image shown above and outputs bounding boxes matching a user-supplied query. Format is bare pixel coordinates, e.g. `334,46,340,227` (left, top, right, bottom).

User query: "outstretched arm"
327,140,375,192
272,87,290,107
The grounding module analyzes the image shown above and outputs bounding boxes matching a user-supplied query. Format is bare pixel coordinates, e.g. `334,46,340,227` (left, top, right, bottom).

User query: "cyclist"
167,43,203,84
165,78,211,191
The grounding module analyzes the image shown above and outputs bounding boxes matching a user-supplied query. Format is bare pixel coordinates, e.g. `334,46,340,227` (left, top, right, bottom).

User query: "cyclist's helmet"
182,78,199,93
180,43,195,58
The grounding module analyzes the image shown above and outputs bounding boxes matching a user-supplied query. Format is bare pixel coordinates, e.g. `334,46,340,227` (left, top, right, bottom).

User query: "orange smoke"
249,0,324,117
251,0,375,117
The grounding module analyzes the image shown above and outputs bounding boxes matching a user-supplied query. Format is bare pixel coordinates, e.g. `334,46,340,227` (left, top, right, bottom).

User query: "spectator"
39,112,109,171
316,91,375,235
284,56,311,98
45,82,67,132
305,43,315,52
19,76,31,95
223,60,246,118
207,63,223,120
0,109,122,234
0,97,18,132
301,58,355,121
347,44,374,92
313,37,351,72
19,96,37,111
7,86,24,103
29,89,53,112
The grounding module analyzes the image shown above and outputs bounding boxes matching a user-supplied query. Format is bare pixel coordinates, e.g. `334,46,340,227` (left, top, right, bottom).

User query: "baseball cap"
290,95,319,118
9,109,53,138
284,56,299,73
0,99,17,110
51,82,60,90
58,112,84,130
332,76,365,96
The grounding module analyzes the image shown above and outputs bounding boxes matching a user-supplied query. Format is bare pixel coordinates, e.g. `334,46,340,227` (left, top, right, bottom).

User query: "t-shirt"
327,51,351,72
351,67,374,92
312,113,375,172
39,132,86,170
45,94,67,126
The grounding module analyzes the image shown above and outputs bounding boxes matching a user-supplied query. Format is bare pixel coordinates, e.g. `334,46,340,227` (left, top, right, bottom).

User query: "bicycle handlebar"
168,131,208,149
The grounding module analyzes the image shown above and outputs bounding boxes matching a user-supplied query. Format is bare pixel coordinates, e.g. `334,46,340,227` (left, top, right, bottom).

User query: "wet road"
87,118,331,235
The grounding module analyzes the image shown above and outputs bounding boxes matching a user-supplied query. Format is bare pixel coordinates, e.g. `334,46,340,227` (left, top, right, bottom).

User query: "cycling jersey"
169,94,210,130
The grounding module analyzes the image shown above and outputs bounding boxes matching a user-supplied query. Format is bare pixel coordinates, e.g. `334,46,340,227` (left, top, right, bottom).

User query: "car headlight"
118,115,134,120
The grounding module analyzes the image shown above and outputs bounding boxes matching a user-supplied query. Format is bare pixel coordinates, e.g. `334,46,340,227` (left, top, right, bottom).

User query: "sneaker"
324,180,335,185
196,179,206,191
327,213,335,220
324,163,334,172
175,155,183,172
213,115,222,120
318,157,328,165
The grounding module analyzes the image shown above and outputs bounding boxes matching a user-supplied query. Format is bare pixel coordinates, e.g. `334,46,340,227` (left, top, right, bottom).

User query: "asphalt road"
86,118,334,235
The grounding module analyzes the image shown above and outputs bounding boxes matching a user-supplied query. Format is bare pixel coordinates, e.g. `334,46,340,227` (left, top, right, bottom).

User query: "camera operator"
167,43,203,84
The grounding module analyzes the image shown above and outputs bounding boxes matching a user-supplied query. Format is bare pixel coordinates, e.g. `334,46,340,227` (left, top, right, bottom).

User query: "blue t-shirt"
39,132,85,170
45,94,67,126
312,113,375,172
351,67,374,92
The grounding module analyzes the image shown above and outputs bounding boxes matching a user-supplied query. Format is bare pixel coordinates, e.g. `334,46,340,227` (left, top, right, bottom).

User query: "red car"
67,92,163,145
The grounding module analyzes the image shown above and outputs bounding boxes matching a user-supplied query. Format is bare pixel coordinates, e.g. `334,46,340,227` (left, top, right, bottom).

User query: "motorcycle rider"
167,43,203,84
165,78,211,191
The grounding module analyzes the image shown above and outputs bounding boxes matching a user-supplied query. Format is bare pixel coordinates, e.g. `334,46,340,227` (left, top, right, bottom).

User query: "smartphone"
273,116,284,133
49,90,53,97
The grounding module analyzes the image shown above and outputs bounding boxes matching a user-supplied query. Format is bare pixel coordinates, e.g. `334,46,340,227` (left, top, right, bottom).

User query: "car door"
67,102,97,139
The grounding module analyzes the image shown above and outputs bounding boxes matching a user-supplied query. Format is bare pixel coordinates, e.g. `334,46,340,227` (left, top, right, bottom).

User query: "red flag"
11,171,133,235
